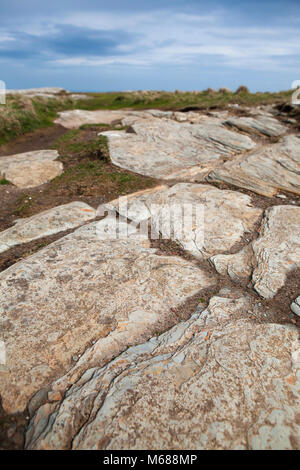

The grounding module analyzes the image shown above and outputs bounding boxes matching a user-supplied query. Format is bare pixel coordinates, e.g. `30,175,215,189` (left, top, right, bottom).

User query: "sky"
0,0,299,92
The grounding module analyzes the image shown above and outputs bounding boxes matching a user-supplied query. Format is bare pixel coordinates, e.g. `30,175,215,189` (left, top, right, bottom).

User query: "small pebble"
7,424,17,439
48,390,62,402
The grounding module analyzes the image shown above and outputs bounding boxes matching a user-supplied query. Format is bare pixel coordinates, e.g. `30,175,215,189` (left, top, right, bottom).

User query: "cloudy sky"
0,0,299,91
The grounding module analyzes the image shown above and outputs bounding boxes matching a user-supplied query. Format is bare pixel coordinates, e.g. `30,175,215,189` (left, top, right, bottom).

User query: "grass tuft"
0,177,10,185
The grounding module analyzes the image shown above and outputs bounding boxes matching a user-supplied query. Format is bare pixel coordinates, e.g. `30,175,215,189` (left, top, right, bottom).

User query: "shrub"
218,87,232,94
235,85,250,94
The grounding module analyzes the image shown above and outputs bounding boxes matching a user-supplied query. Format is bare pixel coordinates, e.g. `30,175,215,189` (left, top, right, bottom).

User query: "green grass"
79,122,129,131
49,157,144,190
51,129,110,162
0,177,10,185
72,89,293,112
0,94,75,145
14,194,33,216
49,127,153,194
45,125,157,208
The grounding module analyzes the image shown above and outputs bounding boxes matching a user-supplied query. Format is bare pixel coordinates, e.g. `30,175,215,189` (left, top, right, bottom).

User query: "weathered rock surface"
207,135,300,197
0,202,96,254
54,109,137,128
121,110,224,127
0,221,215,413
101,118,255,180
226,115,287,137
146,109,173,118
103,185,170,223
7,88,67,96
252,205,300,298
210,244,254,283
25,291,300,450
0,150,63,188
211,206,300,299
104,183,262,259
291,296,300,317
7,88,88,101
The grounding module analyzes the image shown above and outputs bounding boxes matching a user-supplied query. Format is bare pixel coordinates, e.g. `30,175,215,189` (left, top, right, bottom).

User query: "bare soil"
0,124,68,157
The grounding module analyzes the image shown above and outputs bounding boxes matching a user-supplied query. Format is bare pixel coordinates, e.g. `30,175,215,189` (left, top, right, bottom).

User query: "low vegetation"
0,88,294,146
0,93,74,145
49,127,156,197
77,88,293,111
0,177,10,185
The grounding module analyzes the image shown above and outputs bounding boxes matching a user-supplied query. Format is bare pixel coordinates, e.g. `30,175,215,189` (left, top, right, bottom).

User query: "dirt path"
0,125,67,157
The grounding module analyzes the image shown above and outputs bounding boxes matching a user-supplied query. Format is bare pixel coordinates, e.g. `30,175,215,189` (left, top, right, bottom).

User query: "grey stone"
0,220,215,413
291,296,300,317
25,292,300,450
0,150,63,188
211,206,300,299
0,202,97,254
207,135,300,197
252,206,300,298
105,183,262,259
101,118,255,180
226,115,287,137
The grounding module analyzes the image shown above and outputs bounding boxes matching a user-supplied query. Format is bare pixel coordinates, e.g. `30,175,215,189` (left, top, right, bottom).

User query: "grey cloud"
0,25,138,61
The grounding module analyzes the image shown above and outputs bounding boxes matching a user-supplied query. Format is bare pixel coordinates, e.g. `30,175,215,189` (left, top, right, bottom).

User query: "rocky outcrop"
1,103,299,450
0,221,215,414
210,245,254,283
7,88,67,96
104,183,262,259
0,150,63,188
54,109,143,128
54,108,225,130
25,291,300,450
0,202,96,254
207,135,300,197
225,115,287,137
252,205,300,298
101,118,255,180
211,205,300,299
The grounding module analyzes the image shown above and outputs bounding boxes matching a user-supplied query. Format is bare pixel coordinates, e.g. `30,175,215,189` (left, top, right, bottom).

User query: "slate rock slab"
0,150,63,188
105,183,262,259
0,202,96,254
25,291,300,450
207,135,300,197
54,109,146,128
101,118,255,180
252,205,300,298
226,115,287,137
291,296,300,317
0,221,215,413
211,205,300,299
